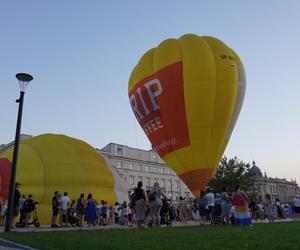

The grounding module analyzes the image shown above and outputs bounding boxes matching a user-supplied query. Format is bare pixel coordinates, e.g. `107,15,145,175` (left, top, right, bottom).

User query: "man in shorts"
12,182,21,228
51,191,60,227
204,188,215,224
60,192,70,226
293,196,300,219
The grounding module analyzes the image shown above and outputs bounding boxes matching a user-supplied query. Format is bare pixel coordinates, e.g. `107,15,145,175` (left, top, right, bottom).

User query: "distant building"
99,143,194,202
0,134,32,152
0,136,194,202
250,161,299,203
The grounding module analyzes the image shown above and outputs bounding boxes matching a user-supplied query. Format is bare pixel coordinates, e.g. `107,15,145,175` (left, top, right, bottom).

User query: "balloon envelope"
0,134,129,224
128,34,246,196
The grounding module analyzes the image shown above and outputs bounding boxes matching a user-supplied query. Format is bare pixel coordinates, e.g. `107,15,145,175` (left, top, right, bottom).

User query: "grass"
1,222,300,250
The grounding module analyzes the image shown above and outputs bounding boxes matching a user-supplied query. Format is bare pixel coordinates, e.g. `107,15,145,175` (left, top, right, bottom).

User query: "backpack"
101,205,107,215
130,192,136,202
23,199,29,211
148,191,157,201
24,199,35,213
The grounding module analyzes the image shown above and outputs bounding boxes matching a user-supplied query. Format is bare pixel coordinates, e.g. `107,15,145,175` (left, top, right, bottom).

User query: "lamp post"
5,73,33,232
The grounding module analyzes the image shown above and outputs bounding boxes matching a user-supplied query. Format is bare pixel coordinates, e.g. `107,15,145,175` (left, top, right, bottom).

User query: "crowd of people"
2,181,300,229
191,186,300,226
0,182,39,228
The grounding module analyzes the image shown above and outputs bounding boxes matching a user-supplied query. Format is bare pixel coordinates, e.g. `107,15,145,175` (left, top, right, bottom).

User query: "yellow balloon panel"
128,34,245,195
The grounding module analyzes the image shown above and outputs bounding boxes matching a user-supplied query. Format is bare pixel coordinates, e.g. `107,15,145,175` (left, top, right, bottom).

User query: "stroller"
68,207,80,227
160,199,174,227
16,207,40,228
212,203,222,224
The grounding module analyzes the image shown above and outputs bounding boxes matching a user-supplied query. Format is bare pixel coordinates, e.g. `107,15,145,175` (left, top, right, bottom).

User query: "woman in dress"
179,196,188,224
264,194,274,223
221,186,231,224
232,185,252,226
85,193,97,227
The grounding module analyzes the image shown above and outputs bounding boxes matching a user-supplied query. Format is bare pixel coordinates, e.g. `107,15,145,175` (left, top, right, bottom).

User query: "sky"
1,1,300,184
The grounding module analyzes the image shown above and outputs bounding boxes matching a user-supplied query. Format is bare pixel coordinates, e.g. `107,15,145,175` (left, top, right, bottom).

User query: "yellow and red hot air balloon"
128,34,246,196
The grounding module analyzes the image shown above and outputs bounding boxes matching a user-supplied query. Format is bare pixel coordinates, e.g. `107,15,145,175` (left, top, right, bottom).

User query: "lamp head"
16,73,33,92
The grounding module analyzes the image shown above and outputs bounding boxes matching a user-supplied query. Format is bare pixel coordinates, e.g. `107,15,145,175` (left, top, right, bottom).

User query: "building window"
161,179,165,187
154,178,158,184
116,161,122,168
116,146,122,155
151,167,157,173
146,177,151,187
129,176,134,185
175,180,179,189
167,180,171,188
152,154,158,162
157,168,164,174
135,165,142,171
129,163,133,170
257,186,261,192
144,166,149,172
138,176,143,182
164,168,171,175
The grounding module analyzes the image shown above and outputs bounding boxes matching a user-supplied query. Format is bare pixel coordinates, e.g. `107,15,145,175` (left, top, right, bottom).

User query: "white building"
250,162,300,203
98,143,194,202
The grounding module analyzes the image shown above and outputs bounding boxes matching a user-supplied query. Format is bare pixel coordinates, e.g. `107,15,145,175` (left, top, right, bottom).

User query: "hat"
15,182,21,186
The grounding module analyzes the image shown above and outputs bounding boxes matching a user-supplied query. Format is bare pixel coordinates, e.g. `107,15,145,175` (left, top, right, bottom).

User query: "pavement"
0,237,36,250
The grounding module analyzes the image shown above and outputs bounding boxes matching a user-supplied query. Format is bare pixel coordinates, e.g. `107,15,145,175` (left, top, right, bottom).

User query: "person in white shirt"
293,196,300,218
114,202,120,224
204,188,215,223
60,192,70,226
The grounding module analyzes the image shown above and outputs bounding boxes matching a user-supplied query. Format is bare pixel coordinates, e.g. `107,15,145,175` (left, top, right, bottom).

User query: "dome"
250,161,262,176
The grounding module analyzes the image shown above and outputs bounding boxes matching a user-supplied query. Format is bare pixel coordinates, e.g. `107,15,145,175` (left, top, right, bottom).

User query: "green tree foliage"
208,156,256,199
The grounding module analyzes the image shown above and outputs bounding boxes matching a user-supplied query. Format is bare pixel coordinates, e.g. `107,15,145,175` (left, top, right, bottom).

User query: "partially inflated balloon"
0,158,11,200
0,134,129,224
128,34,246,196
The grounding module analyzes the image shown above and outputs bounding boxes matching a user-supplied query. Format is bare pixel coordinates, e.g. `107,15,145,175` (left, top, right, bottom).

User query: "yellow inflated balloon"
0,134,127,224
128,34,246,196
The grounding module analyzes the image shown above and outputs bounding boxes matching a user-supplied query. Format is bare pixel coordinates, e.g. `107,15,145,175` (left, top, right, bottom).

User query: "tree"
208,156,256,199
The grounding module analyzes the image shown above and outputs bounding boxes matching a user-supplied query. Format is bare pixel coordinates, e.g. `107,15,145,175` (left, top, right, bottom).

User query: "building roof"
250,161,263,177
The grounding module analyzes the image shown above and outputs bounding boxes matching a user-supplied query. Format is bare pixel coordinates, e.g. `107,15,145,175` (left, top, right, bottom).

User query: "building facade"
250,162,299,203
99,143,194,202
2,136,299,204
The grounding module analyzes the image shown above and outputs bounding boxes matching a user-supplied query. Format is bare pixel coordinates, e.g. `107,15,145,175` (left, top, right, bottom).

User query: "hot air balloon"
128,34,246,196
0,158,11,200
0,134,129,224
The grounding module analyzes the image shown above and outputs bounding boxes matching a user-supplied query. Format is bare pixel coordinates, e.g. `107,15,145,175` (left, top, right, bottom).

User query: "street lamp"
5,73,33,232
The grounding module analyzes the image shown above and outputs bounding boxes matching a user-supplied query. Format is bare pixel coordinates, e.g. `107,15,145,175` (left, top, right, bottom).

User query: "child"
0,202,7,226
229,205,235,224
264,194,274,223
122,201,128,225
99,200,108,226
118,205,125,225
107,205,113,225
272,204,277,221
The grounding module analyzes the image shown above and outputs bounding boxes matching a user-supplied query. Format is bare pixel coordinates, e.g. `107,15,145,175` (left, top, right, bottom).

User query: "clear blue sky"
1,1,299,183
